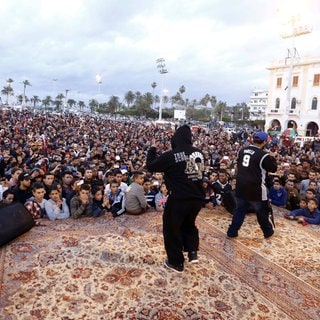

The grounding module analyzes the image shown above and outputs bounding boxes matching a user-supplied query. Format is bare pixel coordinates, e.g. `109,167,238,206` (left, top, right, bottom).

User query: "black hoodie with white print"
147,125,205,200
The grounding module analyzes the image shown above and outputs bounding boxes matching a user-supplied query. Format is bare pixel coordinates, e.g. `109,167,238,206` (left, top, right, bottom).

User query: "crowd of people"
0,109,319,227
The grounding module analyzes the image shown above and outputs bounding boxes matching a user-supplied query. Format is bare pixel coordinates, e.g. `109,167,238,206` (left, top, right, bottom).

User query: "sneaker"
188,251,198,263
164,259,183,273
112,211,125,218
226,232,238,238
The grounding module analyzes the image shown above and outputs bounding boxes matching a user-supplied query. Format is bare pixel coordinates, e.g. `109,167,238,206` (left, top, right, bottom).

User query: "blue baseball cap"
253,131,268,142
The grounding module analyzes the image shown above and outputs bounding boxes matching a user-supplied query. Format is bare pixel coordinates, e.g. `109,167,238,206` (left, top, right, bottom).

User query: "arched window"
275,98,280,109
291,97,296,109
311,97,318,110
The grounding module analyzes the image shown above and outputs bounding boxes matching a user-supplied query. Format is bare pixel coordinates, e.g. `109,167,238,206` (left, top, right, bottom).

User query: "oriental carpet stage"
0,206,319,319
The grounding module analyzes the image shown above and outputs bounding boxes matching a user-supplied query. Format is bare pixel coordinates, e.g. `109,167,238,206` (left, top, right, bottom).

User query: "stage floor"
1,206,319,319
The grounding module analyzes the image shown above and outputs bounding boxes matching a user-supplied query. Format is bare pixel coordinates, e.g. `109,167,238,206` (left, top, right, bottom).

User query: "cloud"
0,0,319,105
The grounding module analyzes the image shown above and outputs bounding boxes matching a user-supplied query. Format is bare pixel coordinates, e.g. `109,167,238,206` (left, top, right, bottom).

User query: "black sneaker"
188,251,198,263
226,232,238,238
164,259,183,273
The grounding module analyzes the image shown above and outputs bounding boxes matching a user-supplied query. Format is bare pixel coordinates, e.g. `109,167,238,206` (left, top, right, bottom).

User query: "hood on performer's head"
171,125,192,149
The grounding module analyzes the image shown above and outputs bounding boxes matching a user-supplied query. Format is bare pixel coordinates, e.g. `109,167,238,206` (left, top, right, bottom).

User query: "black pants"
227,197,274,238
163,197,202,266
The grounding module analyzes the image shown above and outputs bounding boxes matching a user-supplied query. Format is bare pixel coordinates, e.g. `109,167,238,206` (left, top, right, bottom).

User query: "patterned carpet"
0,206,319,320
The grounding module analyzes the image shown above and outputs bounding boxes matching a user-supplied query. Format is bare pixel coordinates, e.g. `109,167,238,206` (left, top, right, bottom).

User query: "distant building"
248,89,268,121
265,54,320,136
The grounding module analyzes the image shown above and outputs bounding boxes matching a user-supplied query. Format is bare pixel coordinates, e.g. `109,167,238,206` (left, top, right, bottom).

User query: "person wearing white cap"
227,131,278,239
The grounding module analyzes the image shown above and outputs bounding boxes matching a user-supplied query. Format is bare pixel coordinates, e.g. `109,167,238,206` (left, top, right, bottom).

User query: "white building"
248,89,268,120
265,54,320,136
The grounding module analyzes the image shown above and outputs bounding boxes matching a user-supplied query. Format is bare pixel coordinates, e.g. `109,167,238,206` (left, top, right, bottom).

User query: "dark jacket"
146,125,205,200
235,144,277,201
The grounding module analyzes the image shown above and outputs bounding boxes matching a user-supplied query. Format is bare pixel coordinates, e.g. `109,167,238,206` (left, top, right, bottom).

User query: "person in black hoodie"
147,125,205,273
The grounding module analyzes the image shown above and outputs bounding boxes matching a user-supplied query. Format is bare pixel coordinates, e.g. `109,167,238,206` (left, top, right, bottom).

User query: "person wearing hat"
227,131,277,239
12,172,33,204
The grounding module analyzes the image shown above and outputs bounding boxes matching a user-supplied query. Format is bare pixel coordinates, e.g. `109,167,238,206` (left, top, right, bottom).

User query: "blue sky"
0,0,319,105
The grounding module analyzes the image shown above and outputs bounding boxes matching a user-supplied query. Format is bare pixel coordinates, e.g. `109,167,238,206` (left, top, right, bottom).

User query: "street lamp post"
156,58,168,121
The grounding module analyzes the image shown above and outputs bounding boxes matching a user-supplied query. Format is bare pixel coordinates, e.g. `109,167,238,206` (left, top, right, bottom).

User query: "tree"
67,99,76,109
214,101,227,121
151,82,157,108
135,93,153,117
1,78,14,105
89,99,99,113
16,94,24,105
107,96,121,116
210,96,217,109
22,80,31,106
78,101,86,111
53,93,64,111
124,91,135,108
171,92,182,106
179,85,186,106
31,95,41,110
200,94,210,106
42,96,52,111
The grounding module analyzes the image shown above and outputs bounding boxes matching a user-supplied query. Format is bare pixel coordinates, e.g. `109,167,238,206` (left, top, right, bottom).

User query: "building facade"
265,54,320,136
248,89,268,121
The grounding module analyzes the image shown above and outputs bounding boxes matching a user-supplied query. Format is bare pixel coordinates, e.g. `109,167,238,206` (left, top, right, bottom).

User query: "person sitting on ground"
61,171,74,202
12,172,33,204
298,197,308,209
24,182,47,225
155,181,169,212
105,179,126,217
300,170,320,196
269,178,287,207
91,186,109,217
0,175,10,201
7,168,22,189
284,198,320,225
70,183,93,219
212,169,235,213
284,179,300,210
121,168,132,186
45,184,70,221
307,180,320,206
305,188,317,202
104,168,128,194
42,172,56,200
125,171,150,215
0,189,15,208
65,178,82,208
143,176,156,209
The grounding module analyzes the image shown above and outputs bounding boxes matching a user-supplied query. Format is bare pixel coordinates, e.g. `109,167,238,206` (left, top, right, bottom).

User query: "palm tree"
179,85,186,106
67,99,76,109
22,80,31,106
151,82,157,109
16,94,24,105
107,96,120,115
89,99,99,113
200,94,210,106
2,78,14,105
214,101,227,121
42,96,52,111
31,95,41,110
124,91,135,108
55,93,65,111
78,101,85,112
